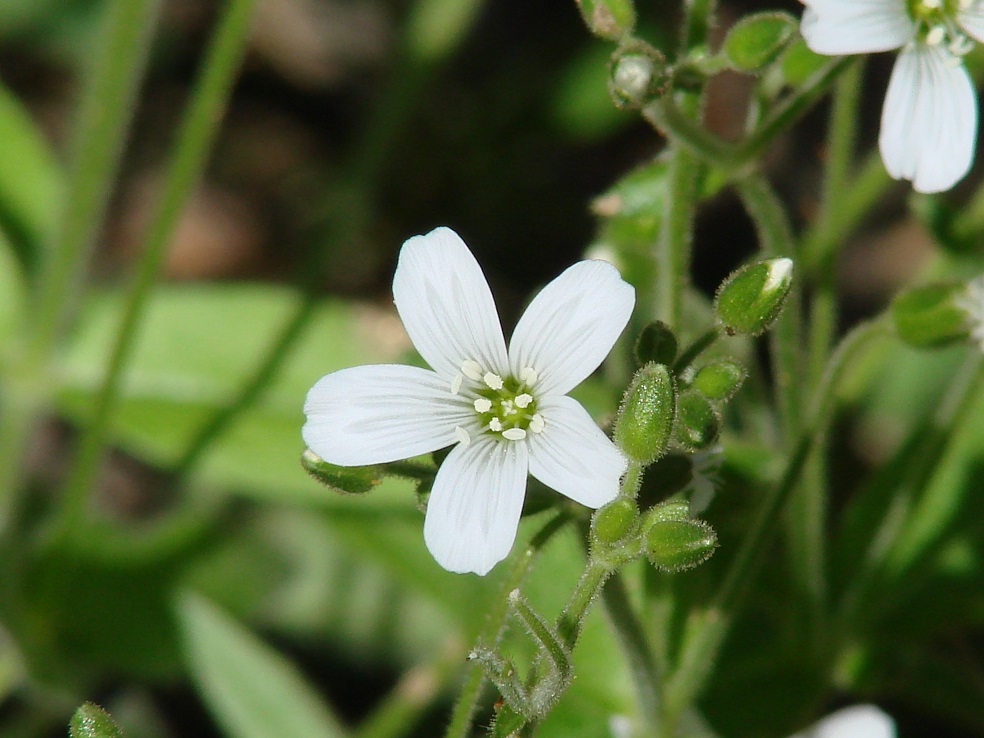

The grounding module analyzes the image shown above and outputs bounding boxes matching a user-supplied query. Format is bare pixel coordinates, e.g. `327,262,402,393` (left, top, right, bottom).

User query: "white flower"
302,227,635,575
800,0,982,193
956,273,984,349
789,704,896,738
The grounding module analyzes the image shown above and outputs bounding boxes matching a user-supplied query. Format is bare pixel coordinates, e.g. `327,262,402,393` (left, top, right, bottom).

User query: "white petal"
800,0,913,55
790,705,895,738
392,227,509,381
508,260,634,397
879,44,977,194
527,395,626,508
423,436,529,575
958,3,984,44
303,364,472,465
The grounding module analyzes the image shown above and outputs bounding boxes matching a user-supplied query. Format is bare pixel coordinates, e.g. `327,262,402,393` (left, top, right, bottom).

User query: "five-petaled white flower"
801,0,984,193
303,227,635,575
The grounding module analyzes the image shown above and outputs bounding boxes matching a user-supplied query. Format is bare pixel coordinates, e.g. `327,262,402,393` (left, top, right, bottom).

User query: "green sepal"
614,362,676,464
70,704,125,738
723,12,797,72
574,0,636,40
715,257,794,336
779,37,828,86
645,517,718,572
693,358,747,401
635,321,678,365
300,449,381,494
891,282,971,349
674,391,721,450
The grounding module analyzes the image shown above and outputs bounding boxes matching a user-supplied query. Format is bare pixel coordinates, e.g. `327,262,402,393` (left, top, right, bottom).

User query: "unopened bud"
892,281,972,349
609,42,669,109
70,704,125,738
715,257,794,335
301,449,381,494
574,0,636,40
591,497,639,545
646,517,717,572
693,359,747,402
675,391,720,450
615,363,676,464
635,321,678,365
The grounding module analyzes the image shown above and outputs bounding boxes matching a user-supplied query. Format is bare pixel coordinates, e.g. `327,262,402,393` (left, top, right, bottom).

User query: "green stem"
0,0,162,533
443,512,570,738
664,317,890,718
50,0,258,544
654,141,700,327
557,560,612,648
672,327,721,374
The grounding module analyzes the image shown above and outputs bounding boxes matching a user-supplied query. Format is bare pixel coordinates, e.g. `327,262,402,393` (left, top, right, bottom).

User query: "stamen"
519,367,538,385
515,393,533,409
502,428,527,441
455,426,471,446
461,359,483,381
950,34,974,55
501,399,515,415
529,414,545,433
483,372,504,390
450,374,463,395
489,418,503,432
474,398,492,413
922,0,942,8
926,25,945,45
945,53,962,68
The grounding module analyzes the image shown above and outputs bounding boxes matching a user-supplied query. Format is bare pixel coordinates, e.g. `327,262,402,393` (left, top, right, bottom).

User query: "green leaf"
176,592,349,738
0,82,64,266
70,703,125,738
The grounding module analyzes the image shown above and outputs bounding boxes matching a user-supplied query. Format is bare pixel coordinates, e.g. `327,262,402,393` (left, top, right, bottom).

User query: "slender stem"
672,327,720,374
0,0,162,533
50,0,257,544
664,317,890,717
654,138,700,328
557,561,611,647
443,512,570,738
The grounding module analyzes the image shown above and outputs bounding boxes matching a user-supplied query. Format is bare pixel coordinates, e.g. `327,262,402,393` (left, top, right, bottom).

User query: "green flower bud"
693,358,747,402
675,391,720,450
70,704,125,738
301,449,381,494
574,0,636,40
608,42,670,109
591,497,639,545
645,517,718,572
891,282,971,349
615,362,676,464
646,499,691,524
723,12,797,72
635,321,678,366
715,257,794,335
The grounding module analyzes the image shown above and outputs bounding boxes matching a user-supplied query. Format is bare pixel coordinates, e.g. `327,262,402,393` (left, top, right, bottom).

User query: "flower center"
451,361,545,443
907,0,976,56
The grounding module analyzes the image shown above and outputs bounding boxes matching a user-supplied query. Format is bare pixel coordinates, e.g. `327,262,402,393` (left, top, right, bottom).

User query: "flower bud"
301,449,381,494
645,517,717,572
608,42,669,109
715,257,794,335
674,391,720,450
891,282,971,349
723,12,797,72
693,359,747,402
574,0,636,41
635,321,678,366
71,704,125,738
591,497,639,545
614,362,676,464
646,499,691,524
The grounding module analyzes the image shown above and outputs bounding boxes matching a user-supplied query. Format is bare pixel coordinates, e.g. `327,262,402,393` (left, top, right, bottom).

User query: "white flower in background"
687,444,723,515
303,227,635,575
956,274,984,349
800,0,984,193
789,704,896,738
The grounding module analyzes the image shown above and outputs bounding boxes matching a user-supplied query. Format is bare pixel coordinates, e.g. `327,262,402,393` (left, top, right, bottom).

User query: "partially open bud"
609,42,670,109
635,321,678,366
301,449,381,494
693,359,747,402
892,281,973,349
715,257,794,335
722,12,797,72
574,0,636,40
646,517,718,572
674,391,720,450
614,362,676,464
591,497,639,546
